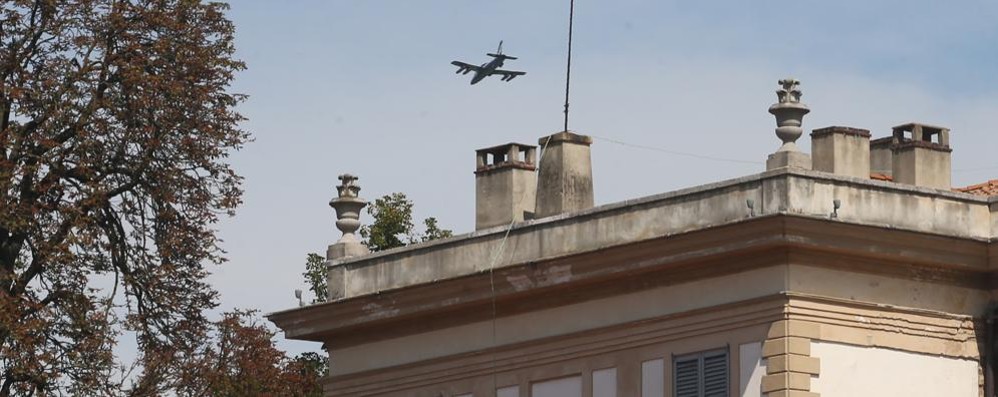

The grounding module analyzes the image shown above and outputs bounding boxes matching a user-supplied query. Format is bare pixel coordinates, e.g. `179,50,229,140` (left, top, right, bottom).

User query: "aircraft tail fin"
487,53,517,60
486,40,516,59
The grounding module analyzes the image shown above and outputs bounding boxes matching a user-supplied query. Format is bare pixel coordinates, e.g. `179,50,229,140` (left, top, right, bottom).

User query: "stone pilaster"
761,320,821,397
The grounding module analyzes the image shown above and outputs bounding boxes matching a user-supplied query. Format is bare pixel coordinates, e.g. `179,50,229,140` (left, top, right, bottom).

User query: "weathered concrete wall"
535,132,594,219
343,176,766,297
892,145,952,189
782,173,990,239
336,169,991,299
476,167,536,230
810,341,979,396
869,138,893,176
810,127,870,179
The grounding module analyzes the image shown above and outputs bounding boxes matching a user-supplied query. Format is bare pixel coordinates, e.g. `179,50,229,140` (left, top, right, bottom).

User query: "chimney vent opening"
891,123,950,148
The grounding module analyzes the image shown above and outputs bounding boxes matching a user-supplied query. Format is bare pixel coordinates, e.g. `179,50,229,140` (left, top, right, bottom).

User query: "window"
641,359,664,396
592,367,617,397
496,386,519,397
531,375,581,397
674,349,728,397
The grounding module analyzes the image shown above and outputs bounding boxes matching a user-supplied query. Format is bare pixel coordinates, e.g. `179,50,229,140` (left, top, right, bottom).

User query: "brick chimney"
535,131,594,219
890,123,952,189
810,126,871,178
475,143,537,230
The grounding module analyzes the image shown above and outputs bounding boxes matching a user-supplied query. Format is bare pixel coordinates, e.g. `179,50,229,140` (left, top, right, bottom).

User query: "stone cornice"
268,215,994,346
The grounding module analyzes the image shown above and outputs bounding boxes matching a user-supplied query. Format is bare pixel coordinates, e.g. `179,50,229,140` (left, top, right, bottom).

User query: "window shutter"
674,357,700,397
674,349,728,397
702,352,728,397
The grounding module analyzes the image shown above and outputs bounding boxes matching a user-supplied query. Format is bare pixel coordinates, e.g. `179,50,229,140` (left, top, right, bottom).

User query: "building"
269,79,998,397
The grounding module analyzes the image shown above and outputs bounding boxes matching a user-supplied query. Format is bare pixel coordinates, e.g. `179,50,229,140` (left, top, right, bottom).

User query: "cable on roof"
590,134,764,165
562,0,575,133
484,134,553,391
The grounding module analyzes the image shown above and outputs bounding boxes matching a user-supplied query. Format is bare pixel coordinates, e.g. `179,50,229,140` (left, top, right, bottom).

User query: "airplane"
451,41,526,85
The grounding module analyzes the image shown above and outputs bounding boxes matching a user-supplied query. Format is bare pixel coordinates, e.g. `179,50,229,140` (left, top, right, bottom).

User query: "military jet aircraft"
451,41,526,85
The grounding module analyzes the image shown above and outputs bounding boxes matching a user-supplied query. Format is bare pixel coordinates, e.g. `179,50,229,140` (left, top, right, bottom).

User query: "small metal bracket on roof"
746,199,756,218
294,289,305,307
830,199,841,219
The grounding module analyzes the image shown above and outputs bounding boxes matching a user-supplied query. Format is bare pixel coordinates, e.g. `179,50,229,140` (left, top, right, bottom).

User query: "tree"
301,253,325,304
359,192,452,252
305,193,452,303
0,1,247,394
421,216,453,242
176,310,323,397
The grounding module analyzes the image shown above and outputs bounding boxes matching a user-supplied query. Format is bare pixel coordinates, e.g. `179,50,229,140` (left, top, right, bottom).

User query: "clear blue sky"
210,1,998,356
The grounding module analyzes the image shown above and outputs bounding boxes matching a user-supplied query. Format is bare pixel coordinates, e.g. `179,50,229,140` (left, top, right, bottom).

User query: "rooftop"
957,179,998,197
269,79,998,343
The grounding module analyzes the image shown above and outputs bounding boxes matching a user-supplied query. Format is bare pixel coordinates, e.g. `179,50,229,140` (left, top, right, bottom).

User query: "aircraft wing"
451,61,481,71
491,69,526,81
491,69,526,76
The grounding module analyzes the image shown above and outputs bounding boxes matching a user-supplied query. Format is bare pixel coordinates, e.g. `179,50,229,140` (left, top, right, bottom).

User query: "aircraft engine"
507,75,518,81
455,68,463,74
462,69,472,75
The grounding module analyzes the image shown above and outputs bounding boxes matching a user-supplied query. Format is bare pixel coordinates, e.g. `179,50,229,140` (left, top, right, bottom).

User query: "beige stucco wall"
739,342,764,397
810,341,978,396
330,266,785,375
991,202,998,237
787,264,989,315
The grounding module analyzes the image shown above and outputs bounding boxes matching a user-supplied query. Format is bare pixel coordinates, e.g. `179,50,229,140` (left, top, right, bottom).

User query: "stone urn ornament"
769,78,810,152
329,173,367,243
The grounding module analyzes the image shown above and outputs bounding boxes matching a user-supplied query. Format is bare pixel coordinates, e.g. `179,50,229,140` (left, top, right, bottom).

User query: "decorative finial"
329,173,367,243
776,78,803,104
768,77,810,152
336,174,360,198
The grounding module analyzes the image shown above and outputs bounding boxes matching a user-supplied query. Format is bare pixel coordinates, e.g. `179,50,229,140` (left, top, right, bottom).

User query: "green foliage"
302,253,327,303
422,217,453,242
359,192,452,252
359,192,415,252
304,193,453,305
293,352,329,379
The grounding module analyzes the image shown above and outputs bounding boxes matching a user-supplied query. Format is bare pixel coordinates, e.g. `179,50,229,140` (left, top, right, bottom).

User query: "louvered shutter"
674,356,700,397
702,351,728,397
674,349,728,397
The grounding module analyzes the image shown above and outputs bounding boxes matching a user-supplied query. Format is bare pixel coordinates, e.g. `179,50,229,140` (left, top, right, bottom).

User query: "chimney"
535,131,594,219
810,126,871,178
475,143,537,230
890,123,952,189
869,137,894,178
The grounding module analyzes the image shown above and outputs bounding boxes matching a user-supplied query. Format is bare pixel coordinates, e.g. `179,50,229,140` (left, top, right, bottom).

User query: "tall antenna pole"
563,0,575,132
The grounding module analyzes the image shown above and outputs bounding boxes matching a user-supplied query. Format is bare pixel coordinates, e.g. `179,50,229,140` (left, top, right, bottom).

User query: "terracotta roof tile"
955,179,998,196
870,173,893,181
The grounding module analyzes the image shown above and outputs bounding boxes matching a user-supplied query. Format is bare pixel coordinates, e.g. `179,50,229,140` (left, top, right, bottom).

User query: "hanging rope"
563,0,575,132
